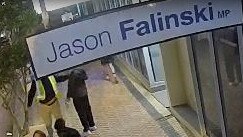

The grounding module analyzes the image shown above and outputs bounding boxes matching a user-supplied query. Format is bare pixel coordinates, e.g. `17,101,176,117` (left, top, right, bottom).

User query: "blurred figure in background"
100,56,118,84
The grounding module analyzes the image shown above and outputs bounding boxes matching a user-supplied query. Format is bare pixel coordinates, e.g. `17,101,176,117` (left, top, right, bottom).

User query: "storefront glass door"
213,26,243,137
191,32,223,137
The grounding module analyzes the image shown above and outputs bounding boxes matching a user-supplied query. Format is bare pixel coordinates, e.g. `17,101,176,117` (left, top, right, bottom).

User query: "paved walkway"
26,61,193,137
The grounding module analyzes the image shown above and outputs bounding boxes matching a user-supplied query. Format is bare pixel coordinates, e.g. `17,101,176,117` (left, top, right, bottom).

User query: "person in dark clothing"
66,69,96,137
28,75,69,137
54,118,81,137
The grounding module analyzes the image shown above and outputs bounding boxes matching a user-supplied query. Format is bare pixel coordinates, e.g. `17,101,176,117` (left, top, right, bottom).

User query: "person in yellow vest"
28,75,68,137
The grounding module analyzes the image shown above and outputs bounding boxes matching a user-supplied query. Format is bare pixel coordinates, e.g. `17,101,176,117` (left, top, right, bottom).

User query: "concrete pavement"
25,61,193,137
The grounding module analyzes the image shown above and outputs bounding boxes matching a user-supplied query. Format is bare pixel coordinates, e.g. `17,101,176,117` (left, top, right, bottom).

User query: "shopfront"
117,45,169,107
190,26,243,137
118,24,243,137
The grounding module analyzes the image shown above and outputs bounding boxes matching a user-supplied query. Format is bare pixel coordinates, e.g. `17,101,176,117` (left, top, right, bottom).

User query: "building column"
39,0,49,29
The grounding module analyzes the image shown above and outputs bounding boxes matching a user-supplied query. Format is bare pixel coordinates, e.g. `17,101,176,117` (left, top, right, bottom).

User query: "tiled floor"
65,61,169,137
26,61,193,137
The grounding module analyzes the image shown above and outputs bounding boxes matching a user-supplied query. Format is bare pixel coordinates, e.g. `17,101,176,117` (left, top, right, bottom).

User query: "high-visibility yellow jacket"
36,76,62,101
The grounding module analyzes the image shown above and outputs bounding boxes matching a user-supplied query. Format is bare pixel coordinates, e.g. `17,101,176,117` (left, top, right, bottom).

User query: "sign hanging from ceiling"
27,0,243,78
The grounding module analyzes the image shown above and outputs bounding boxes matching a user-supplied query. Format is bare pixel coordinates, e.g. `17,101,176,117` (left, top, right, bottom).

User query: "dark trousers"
73,95,95,132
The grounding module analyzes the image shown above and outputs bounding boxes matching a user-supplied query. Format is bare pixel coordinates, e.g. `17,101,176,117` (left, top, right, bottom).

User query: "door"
191,32,224,137
213,26,243,137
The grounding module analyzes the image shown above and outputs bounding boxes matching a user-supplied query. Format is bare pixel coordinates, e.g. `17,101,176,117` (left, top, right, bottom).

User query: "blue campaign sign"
26,0,243,78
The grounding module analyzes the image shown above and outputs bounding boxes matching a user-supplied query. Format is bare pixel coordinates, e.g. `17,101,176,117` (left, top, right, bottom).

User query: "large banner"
27,0,243,78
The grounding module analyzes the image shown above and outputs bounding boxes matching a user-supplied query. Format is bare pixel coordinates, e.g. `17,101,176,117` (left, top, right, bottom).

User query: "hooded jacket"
67,69,88,98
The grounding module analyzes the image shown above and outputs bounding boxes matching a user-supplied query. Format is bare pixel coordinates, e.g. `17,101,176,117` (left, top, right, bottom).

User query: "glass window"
121,53,126,59
191,32,222,137
127,0,133,4
108,0,116,9
148,45,164,82
104,0,110,9
121,0,126,6
213,27,243,137
85,1,94,14
114,0,120,7
89,0,132,13
100,0,106,10
137,49,149,80
122,49,148,80
48,4,78,26
124,52,132,66
78,2,89,16
131,50,142,73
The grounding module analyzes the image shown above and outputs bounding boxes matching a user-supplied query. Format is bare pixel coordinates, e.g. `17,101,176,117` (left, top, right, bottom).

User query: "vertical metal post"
237,26,243,82
186,37,207,136
209,32,227,137
39,0,49,29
